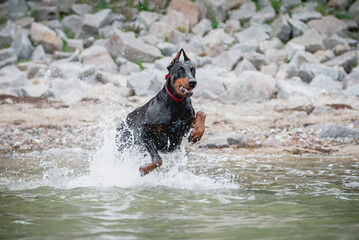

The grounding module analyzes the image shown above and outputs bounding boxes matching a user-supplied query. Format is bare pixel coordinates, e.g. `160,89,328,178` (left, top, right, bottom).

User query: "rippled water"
1,143,359,240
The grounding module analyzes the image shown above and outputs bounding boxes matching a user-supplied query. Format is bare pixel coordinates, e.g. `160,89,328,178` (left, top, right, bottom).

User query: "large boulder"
291,10,322,22
287,18,309,37
108,29,162,62
195,66,227,98
307,16,348,37
234,59,256,76
192,18,212,37
148,22,176,41
0,65,28,89
81,45,118,73
167,0,200,29
212,48,243,71
35,6,59,21
298,63,340,83
127,69,162,96
234,24,270,44
343,67,359,88
325,51,358,73
0,48,17,68
271,15,291,43
71,4,92,16
276,77,321,99
5,0,28,20
61,14,82,34
288,29,324,53
76,14,99,40
220,71,276,102
348,1,359,16
137,11,162,27
201,29,235,57
30,22,63,53
309,74,342,92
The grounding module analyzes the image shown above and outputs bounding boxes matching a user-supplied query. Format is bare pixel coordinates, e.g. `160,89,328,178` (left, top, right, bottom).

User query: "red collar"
164,83,185,102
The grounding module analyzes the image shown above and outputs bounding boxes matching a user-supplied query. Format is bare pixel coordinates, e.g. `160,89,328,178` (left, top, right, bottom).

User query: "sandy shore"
1,94,359,155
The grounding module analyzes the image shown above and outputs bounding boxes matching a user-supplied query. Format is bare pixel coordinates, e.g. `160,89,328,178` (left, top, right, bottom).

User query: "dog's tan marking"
174,77,189,97
189,111,206,143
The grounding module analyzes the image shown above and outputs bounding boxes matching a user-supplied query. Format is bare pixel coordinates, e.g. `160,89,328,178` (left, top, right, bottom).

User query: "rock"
94,9,113,28
71,4,92,16
11,27,34,60
0,48,17,68
327,0,351,10
81,45,118,73
322,34,348,50
290,51,318,67
52,0,76,14
271,15,291,42
343,84,359,97
49,77,90,104
287,18,309,37
332,43,351,56
264,49,287,65
96,71,127,87
276,77,321,99
343,67,359,88
260,62,278,77
229,1,256,20
291,10,322,23
76,14,99,40
66,39,83,51
221,71,276,102
31,45,46,61
24,63,47,79
154,57,172,71
148,22,176,41
137,11,162,27
312,104,336,114
0,25,13,48
348,1,359,16
314,50,335,63
256,4,276,22
119,61,141,76
288,29,324,53
320,123,359,139
15,17,34,28
298,63,340,83
325,51,358,73
0,65,28,88
234,59,256,75
30,22,63,53
231,42,258,53
286,42,305,61
22,77,49,97
199,133,246,148
192,18,212,37
208,0,230,22
307,16,347,37
275,63,298,80
224,19,241,36
234,24,270,44
212,48,243,71
259,38,283,53
201,29,235,57
108,29,162,62
46,20,62,31
48,61,94,80
35,6,59,21
195,66,227,97
309,74,342,92
61,14,82,34
127,70,160,96
156,42,176,56
244,52,265,70
167,0,200,29
5,0,27,20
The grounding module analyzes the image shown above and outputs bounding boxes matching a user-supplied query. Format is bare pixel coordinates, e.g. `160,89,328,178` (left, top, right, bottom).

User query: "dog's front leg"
139,130,162,176
189,111,206,143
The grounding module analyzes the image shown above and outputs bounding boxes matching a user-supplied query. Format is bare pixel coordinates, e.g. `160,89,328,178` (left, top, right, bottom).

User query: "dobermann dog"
116,49,206,175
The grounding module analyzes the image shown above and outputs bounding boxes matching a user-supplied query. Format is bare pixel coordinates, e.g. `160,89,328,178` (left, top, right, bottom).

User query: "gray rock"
224,19,241,36
348,1,359,16
156,42,177,56
46,19,62,31
119,61,141,76
244,52,265,70
325,51,358,73
332,43,351,56
76,14,100,40
234,59,256,75
257,4,276,22
229,1,256,20
327,0,351,10
322,34,347,50
154,57,172,71
82,45,118,73
192,18,212,37
199,133,247,148
287,18,309,37
286,42,305,61
195,66,227,97
30,22,63,53
71,4,92,16
48,61,94,79
94,9,113,28
291,11,322,23
275,63,298,80
264,49,287,65
343,84,359,97
288,29,324,53
280,0,302,13
0,25,14,48
232,42,258,53
52,0,76,14
312,104,336,114
66,39,83,51
0,65,28,88
212,48,243,71
307,16,347,37
234,24,270,44
221,71,276,102
276,77,321,99
35,6,59,21
314,49,335,63
127,70,158,96
61,14,82,34
309,74,342,92
137,11,162,27
11,27,34,60
201,29,235,57
0,48,17,68
259,38,283,53
108,29,162,62
148,22,176,41
343,67,359,88
5,0,27,20
298,63,340,82
290,51,318,67
320,123,359,139
271,15,291,42
31,45,46,61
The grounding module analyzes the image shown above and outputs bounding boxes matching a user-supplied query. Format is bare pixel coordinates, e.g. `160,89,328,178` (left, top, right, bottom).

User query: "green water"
0,149,358,239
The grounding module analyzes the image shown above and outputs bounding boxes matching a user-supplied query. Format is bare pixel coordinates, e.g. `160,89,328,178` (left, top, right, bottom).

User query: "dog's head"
166,49,196,98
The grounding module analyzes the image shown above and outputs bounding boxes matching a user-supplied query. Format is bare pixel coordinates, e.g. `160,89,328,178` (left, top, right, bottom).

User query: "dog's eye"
177,68,184,73
191,68,196,74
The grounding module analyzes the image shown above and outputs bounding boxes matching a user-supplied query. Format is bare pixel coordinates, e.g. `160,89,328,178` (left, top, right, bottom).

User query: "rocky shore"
1,0,359,155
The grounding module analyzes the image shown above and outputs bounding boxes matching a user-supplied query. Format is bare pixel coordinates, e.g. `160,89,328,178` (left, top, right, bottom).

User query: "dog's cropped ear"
167,49,191,71
182,49,191,62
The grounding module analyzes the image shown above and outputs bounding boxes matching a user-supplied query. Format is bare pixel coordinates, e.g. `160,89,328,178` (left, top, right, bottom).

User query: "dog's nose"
188,78,197,88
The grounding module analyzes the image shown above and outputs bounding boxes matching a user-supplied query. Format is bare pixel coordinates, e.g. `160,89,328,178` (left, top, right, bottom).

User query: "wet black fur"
116,49,197,164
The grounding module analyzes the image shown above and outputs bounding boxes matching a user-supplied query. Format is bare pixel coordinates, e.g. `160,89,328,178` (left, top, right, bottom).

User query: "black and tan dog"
116,49,206,175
